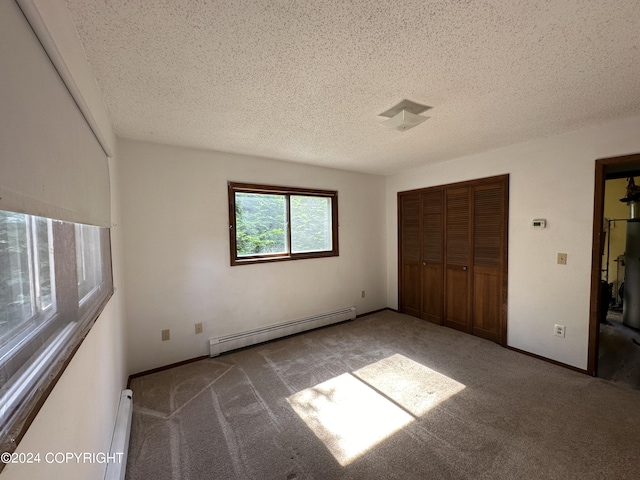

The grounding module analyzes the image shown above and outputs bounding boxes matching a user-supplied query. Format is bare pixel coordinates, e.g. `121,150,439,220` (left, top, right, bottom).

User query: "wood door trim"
397,191,404,312
442,188,448,326
398,174,509,345
468,185,474,335
588,153,640,375
501,178,510,346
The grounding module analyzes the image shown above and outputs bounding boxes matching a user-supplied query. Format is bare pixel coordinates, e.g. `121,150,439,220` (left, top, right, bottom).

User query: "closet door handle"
462,266,467,271
422,262,426,266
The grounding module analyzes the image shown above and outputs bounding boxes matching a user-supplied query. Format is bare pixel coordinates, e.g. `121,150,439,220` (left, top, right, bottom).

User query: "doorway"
589,153,640,387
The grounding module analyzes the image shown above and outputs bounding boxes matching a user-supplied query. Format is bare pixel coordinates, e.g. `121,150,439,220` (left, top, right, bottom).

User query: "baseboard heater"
104,389,133,480
209,306,356,357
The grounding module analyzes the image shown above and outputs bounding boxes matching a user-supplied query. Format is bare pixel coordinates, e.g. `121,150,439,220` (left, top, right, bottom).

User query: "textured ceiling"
64,0,640,175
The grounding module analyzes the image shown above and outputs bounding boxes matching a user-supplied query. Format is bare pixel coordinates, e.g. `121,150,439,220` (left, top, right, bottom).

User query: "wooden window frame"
228,182,339,266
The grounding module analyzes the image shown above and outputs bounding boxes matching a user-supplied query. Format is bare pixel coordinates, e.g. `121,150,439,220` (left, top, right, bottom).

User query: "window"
0,212,55,347
229,183,339,265
75,223,103,302
0,210,112,453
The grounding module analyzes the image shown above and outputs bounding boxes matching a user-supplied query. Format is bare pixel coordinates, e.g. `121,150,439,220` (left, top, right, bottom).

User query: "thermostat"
532,219,546,229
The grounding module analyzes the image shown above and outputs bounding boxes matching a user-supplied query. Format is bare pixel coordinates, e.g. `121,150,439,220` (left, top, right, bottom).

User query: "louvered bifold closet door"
421,191,444,324
400,194,422,317
444,187,472,333
472,183,505,342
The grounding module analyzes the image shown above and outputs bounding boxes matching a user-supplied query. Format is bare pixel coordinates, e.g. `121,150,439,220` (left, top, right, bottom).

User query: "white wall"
386,114,640,370
116,139,387,374
1,157,128,479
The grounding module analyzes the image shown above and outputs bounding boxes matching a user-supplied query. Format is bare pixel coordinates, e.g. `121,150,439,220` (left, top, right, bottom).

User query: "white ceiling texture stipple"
64,0,640,175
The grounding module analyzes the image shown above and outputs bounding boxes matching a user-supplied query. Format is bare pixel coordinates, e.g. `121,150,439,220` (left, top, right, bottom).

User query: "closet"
398,175,508,344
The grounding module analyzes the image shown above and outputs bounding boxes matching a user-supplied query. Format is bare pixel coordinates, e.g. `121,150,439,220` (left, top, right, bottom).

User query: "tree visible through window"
229,183,338,265
290,196,333,253
235,193,287,256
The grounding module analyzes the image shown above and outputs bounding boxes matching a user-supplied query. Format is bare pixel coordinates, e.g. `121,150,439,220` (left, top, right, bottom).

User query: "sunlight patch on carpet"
287,354,465,466
353,354,465,417
287,372,412,466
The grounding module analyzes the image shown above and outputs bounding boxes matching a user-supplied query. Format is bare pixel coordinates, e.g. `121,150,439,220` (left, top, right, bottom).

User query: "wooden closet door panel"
472,182,505,342
445,267,470,331
403,264,422,317
400,193,421,318
422,191,444,324
423,265,443,323
473,266,501,342
445,188,470,266
444,187,471,333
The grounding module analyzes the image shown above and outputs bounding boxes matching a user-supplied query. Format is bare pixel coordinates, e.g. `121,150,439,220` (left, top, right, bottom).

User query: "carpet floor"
126,310,640,480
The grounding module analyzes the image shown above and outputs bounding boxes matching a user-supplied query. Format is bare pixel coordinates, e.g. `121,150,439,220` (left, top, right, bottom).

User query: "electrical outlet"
361,290,365,298
195,322,203,334
557,253,567,265
161,329,170,341
554,324,566,338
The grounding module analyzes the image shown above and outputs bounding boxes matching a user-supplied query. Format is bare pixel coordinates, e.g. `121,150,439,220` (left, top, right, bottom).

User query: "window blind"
0,0,110,228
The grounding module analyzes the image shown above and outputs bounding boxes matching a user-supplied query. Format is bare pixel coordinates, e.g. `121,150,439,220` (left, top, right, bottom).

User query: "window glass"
75,223,102,301
291,196,332,253
235,192,287,257
0,212,56,346
34,216,54,310
0,211,33,341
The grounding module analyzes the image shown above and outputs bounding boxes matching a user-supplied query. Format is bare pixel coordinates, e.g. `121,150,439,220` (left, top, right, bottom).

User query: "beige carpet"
126,310,640,479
